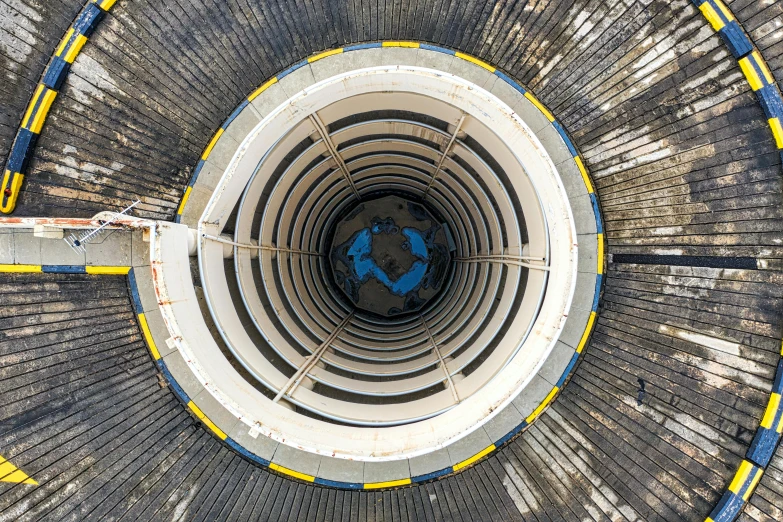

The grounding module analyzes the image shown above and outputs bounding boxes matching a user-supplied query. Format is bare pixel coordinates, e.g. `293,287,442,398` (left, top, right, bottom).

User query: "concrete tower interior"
1,1,783,521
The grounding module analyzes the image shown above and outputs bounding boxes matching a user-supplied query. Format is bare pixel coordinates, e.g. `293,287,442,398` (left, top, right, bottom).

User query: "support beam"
273,313,354,402
423,114,466,198
421,315,460,404
308,113,361,199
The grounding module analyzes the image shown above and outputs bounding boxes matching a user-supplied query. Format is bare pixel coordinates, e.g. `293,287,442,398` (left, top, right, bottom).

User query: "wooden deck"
1,0,782,520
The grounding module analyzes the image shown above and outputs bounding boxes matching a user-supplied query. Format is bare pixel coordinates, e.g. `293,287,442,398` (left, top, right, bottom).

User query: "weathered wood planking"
4,0,775,233
0,0,86,171
1,271,770,521
1,0,783,520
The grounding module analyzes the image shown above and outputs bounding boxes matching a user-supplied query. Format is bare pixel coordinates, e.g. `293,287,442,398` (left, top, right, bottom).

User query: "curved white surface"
156,66,577,460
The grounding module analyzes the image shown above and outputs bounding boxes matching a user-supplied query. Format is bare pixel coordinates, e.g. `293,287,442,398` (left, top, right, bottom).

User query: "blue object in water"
341,227,430,297
332,216,449,314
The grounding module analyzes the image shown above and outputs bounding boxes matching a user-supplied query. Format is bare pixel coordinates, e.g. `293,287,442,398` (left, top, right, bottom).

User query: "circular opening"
196,65,577,459
328,195,453,318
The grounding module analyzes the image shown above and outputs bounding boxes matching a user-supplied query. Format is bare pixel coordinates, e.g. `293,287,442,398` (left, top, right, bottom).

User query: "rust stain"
0,216,148,229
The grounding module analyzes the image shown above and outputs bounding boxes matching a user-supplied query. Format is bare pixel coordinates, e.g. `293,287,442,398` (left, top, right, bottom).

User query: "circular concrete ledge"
151,44,604,487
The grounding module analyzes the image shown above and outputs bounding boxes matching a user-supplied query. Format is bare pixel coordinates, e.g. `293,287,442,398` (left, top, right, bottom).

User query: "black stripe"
612,254,757,269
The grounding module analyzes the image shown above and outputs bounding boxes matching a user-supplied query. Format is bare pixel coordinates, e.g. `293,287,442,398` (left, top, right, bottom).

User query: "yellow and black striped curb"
690,1,783,521
0,0,117,214
0,264,129,275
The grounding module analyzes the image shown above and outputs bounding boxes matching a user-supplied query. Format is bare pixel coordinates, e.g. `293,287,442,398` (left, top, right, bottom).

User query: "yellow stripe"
525,388,558,423
754,51,775,84
96,0,118,9
743,467,763,501
780,339,783,356
56,29,75,57
248,77,278,102
1,470,37,484
0,264,42,273
382,41,420,48
187,401,228,440
0,460,15,479
728,460,753,495
760,393,781,429
177,186,192,215
63,34,88,64
576,312,597,354
85,266,131,275
29,88,58,134
453,444,496,471
739,56,763,91
1,171,24,214
138,313,161,360
455,52,496,72
776,411,783,433
770,118,783,149
597,233,604,274
0,456,37,485
713,0,734,22
524,92,554,122
22,85,45,129
699,3,725,31
269,463,315,482
574,156,593,193
201,128,224,160
713,0,735,22
364,478,412,489
308,48,343,63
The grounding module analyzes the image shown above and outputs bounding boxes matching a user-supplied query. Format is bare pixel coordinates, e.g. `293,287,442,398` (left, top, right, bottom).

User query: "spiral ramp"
2,1,783,521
